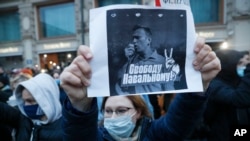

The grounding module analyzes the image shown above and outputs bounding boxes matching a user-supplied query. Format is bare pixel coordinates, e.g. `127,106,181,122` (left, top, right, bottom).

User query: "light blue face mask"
104,114,135,138
237,66,246,77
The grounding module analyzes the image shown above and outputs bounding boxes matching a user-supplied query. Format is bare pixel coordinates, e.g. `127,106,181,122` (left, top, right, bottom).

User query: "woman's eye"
117,109,127,114
105,110,112,114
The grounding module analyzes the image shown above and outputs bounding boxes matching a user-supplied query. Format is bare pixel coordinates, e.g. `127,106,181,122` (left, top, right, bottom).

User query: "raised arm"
60,45,99,141
60,45,93,112
146,37,221,140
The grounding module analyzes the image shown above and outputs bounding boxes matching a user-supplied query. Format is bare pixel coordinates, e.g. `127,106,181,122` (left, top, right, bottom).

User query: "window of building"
38,2,75,39
190,0,223,25
95,0,142,7
0,10,21,43
39,51,76,70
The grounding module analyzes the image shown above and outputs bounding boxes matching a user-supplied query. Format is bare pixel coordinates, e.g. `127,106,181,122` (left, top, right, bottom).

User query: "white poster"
88,3,202,97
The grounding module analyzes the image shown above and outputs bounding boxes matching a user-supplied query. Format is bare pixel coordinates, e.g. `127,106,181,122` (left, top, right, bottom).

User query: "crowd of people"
0,36,250,140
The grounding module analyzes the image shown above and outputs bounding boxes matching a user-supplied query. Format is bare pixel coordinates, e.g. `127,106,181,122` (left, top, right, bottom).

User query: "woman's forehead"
105,96,133,108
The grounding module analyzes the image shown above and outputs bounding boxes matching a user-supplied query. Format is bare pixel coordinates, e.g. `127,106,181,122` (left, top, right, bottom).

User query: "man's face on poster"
132,28,151,54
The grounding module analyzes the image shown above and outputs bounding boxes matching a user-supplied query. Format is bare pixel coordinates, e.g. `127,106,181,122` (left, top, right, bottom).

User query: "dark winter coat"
202,50,250,141
0,102,63,141
62,93,209,141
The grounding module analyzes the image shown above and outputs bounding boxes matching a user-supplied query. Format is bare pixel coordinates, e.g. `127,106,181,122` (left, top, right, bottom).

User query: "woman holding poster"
59,37,221,141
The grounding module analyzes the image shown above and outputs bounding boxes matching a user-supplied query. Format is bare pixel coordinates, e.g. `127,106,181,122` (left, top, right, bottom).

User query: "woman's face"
238,54,250,67
104,96,141,123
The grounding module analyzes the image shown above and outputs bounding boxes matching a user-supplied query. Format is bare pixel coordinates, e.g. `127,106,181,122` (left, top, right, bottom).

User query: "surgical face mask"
104,114,136,138
23,104,44,120
237,66,246,77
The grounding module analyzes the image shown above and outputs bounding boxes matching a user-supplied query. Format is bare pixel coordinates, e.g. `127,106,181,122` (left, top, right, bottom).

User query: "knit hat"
20,68,33,76
10,68,33,87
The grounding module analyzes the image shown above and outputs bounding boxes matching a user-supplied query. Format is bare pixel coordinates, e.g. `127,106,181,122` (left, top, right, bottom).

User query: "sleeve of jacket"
0,89,12,103
0,102,21,127
209,64,250,107
0,102,32,140
62,98,99,141
146,93,208,141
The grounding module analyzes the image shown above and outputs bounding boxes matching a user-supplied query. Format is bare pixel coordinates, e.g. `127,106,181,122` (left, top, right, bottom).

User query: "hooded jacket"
15,73,62,125
0,73,63,141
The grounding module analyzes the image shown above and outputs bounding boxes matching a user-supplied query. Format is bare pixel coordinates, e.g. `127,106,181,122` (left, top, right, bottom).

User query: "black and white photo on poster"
106,9,187,96
88,4,202,97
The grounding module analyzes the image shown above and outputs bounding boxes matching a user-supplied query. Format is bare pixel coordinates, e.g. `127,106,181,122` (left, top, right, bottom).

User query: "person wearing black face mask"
0,73,63,141
21,88,47,121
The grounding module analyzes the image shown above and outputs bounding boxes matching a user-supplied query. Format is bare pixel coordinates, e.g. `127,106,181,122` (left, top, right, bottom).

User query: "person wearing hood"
186,49,250,141
0,73,63,141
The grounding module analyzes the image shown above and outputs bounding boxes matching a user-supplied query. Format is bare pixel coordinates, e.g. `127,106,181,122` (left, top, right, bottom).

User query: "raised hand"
60,45,93,112
193,37,221,90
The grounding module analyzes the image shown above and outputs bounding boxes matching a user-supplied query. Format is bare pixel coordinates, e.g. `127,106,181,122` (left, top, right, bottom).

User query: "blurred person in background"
186,50,250,141
7,68,33,107
0,64,12,103
53,72,60,79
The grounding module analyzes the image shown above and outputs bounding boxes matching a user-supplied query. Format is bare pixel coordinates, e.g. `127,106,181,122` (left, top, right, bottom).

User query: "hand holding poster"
88,2,202,97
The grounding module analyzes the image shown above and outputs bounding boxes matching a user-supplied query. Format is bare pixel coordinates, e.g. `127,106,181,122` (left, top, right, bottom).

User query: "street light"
220,41,228,49
67,53,72,59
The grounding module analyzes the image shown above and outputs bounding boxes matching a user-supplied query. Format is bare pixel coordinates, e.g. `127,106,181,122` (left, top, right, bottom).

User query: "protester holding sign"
60,36,221,140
